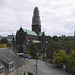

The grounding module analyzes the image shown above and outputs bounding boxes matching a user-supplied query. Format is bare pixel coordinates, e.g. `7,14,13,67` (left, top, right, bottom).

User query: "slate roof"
0,55,13,64
0,48,25,74
33,40,41,43
0,63,3,66
23,28,37,36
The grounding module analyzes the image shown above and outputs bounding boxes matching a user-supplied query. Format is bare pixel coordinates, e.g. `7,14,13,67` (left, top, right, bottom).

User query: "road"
25,59,45,75
28,59,74,75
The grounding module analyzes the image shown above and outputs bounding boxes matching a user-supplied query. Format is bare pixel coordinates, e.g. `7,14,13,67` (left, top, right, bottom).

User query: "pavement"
25,59,46,75
25,59,74,75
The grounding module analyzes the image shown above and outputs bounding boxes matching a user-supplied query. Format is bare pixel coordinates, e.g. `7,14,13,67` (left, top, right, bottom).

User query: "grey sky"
0,0,75,36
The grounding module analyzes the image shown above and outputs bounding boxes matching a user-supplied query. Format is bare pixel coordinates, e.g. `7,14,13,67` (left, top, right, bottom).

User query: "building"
0,35,7,41
7,34,15,43
0,48,25,75
16,7,46,53
7,34,16,48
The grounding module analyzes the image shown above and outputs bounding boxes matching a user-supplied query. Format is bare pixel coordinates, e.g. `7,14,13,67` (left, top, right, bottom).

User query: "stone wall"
8,65,25,75
18,65,25,75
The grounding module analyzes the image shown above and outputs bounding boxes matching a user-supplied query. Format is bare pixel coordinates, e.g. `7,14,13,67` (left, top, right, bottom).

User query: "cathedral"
16,7,46,53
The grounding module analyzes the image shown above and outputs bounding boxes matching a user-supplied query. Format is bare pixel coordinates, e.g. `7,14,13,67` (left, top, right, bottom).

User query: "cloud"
0,0,75,36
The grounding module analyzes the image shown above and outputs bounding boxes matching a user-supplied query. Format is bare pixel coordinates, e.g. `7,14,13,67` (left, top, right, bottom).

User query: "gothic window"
18,46,23,53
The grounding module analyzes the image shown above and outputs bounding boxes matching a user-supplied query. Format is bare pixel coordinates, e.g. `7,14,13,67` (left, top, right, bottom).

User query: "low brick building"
0,48,25,75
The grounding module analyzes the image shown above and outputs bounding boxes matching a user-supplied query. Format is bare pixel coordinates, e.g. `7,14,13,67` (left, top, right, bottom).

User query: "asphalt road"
29,59,74,75
25,59,45,75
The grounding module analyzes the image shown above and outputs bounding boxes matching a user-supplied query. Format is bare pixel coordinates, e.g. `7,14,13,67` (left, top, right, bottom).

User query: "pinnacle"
35,6,38,9
34,6,39,11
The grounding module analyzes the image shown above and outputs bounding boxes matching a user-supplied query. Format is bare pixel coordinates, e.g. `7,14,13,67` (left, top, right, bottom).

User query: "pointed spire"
34,6,39,16
35,6,38,9
19,25,23,31
32,6,41,26
32,7,41,34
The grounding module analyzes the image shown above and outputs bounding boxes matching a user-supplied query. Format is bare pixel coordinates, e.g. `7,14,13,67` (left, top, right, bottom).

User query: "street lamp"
36,52,39,75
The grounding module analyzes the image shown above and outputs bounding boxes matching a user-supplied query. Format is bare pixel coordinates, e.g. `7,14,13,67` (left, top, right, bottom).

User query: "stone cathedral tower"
32,7,41,35
16,7,46,53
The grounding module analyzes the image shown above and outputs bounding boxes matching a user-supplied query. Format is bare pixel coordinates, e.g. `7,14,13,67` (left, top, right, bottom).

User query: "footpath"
25,59,46,75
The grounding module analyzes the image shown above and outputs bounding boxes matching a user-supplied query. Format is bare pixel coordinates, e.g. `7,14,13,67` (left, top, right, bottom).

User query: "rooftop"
0,48,25,74
39,32,43,36
33,40,41,43
23,28,37,36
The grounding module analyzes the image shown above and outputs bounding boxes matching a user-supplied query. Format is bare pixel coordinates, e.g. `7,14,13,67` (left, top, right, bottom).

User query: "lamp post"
36,58,37,75
36,52,39,75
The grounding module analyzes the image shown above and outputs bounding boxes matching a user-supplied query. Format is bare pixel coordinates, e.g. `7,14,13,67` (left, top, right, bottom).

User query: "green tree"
0,43,7,48
47,41,63,59
64,40,75,54
0,39,8,44
30,43,38,58
53,50,68,65
68,50,75,69
52,35,58,41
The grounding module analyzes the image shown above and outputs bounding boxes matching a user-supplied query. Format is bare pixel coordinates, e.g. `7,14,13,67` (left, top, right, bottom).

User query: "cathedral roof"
33,40,41,43
23,28,37,36
39,32,43,36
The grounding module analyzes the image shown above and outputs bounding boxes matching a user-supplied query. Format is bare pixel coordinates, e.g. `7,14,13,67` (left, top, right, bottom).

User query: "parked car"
17,53,24,58
22,54,28,58
28,56,32,59
24,55,28,58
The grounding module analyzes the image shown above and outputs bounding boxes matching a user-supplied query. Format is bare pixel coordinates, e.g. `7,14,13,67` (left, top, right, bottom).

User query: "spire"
32,6,41,26
32,7,41,35
34,7,39,16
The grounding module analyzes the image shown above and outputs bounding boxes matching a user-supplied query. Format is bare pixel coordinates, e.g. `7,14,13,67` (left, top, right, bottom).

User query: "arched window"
18,46,23,53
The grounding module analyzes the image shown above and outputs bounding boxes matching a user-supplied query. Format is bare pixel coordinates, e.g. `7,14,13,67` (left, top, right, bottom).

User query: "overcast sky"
0,0,75,36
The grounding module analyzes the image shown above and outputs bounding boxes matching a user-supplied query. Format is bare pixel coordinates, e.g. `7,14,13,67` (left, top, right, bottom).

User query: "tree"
46,41,63,59
53,50,68,65
68,50,75,69
52,35,58,41
0,38,8,44
30,43,38,58
64,40,75,54
0,44,7,48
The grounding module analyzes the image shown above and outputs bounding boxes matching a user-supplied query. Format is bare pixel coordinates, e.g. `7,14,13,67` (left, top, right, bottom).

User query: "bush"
0,43,7,48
